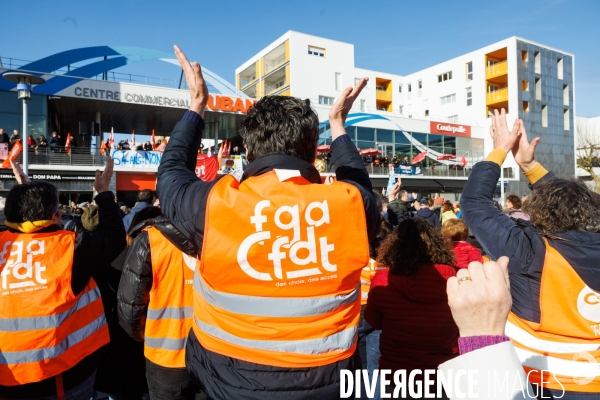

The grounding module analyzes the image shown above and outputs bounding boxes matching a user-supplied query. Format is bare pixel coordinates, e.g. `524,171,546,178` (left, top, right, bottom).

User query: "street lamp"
2,72,47,175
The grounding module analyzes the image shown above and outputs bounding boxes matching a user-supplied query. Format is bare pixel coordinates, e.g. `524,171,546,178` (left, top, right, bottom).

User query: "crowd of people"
0,45,598,400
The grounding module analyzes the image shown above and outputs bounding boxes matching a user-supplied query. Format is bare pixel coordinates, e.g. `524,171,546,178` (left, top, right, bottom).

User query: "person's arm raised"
156,45,216,253
174,45,209,117
329,78,368,141
328,78,380,242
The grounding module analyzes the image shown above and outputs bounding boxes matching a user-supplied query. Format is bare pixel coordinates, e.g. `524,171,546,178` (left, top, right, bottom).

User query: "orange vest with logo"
506,239,600,393
193,170,370,368
144,227,196,368
0,230,109,385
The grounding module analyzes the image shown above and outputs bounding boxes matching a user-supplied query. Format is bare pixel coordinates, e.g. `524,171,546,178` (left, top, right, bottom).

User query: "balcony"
486,88,508,105
485,61,508,80
376,88,392,102
12,147,106,167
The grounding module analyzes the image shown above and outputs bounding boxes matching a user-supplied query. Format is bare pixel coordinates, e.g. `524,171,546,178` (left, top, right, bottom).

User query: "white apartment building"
236,31,575,195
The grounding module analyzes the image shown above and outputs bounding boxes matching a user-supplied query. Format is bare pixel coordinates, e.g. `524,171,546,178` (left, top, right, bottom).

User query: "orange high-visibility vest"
0,230,109,386
144,227,196,368
506,239,600,393
360,259,387,306
193,170,370,368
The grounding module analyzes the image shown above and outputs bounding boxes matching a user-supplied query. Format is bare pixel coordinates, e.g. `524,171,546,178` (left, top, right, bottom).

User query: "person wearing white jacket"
440,257,537,400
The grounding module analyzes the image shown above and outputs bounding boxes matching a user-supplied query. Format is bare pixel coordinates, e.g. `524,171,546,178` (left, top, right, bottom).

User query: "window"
521,50,528,62
357,127,375,141
448,115,458,123
318,95,334,105
488,84,500,93
534,51,541,73
535,78,541,100
376,85,386,91
523,101,529,112
418,80,422,96
308,46,325,57
563,84,569,106
425,110,429,117
522,80,529,91
408,83,412,99
564,109,570,130
557,58,563,80
466,87,472,106
466,62,473,81
360,99,365,111
542,105,548,127
437,71,452,82
398,105,403,114
398,84,402,93
440,93,456,105
335,73,342,91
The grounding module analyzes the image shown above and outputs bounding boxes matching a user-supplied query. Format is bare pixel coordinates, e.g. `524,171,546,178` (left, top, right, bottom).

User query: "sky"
1,0,599,117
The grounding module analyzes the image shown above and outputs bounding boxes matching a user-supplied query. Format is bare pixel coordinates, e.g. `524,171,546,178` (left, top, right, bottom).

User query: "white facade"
236,31,577,194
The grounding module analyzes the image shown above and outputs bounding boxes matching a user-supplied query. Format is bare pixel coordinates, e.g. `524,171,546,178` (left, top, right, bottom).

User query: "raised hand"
489,109,520,153
447,257,512,337
94,156,114,194
10,159,30,185
174,45,209,117
512,120,541,173
329,78,369,140
388,181,401,201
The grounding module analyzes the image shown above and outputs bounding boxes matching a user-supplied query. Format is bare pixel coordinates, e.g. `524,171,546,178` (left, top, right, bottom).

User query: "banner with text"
111,150,162,168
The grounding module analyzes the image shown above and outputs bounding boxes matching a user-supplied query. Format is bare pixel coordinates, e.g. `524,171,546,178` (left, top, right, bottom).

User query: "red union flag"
430,121,471,137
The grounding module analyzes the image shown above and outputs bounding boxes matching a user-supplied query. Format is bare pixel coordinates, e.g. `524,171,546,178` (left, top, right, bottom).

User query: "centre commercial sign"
429,121,471,137
73,86,256,114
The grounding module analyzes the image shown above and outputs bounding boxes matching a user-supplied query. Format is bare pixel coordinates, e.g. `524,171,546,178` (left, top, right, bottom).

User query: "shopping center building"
236,31,576,195
0,46,253,204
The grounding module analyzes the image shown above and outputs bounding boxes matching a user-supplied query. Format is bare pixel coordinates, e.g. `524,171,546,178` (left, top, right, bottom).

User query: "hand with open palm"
329,78,368,141
512,120,541,173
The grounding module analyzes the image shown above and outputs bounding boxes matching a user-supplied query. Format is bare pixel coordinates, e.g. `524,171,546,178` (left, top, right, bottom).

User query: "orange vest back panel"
193,170,370,368
145,227,196,368
0,230,109,385
507,239,600,392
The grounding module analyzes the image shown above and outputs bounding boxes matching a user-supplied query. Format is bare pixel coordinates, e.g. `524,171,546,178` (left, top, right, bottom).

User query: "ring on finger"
457,276,472,285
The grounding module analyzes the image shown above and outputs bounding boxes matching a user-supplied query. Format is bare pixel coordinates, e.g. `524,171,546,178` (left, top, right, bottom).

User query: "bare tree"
576,118,600,193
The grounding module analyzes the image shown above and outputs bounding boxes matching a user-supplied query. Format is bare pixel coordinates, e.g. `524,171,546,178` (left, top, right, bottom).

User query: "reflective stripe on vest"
194,171,369,368
0,313,106,364
194,317,357,355
147,306,193,321
507,239,600,392
0,231,109,386
194,272,359,318
0,287,101,332
144,227,195,368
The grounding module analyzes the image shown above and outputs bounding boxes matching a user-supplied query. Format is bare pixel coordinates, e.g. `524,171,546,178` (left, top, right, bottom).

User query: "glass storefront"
318,124,485,169
0,91,48,140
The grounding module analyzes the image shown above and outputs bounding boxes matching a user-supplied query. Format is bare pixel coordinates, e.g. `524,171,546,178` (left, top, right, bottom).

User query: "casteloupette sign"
340,369,567,399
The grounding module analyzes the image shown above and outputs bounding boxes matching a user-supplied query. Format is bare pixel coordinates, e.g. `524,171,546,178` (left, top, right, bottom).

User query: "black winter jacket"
387,199,411,226
414,207,441,227
0,191,125,399
461,161,600,323
117,217,197,342
156,111,380,400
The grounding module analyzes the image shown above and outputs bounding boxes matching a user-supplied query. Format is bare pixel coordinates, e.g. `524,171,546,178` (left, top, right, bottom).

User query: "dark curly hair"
5,181,59,223
524,178,600,233
376,218,456,275
240,96,319,163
